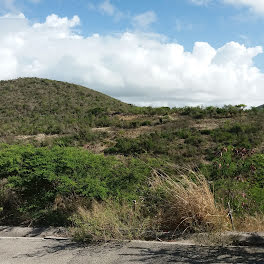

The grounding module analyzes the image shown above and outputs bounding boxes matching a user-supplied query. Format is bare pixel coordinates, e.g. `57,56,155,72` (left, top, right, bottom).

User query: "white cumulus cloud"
0,13,263,107
33,14,80,29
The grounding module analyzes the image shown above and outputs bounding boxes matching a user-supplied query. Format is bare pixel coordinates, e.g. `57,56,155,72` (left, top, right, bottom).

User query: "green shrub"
140,120,152,126
185,135,203,146
203,147,264,215
0,144,151,225
105,133,168,156
210,123,263,148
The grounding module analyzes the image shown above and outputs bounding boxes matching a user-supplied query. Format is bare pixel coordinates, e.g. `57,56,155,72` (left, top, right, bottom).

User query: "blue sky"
8,1,264,51
0,0,264,106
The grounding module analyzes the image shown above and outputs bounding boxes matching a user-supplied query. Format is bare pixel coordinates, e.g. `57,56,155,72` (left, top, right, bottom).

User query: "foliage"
203,147,264,215
0,78,131,136
210,122,263,148
179,105,248,119
105,132,169,156
1,77,264,232
0,144,151,225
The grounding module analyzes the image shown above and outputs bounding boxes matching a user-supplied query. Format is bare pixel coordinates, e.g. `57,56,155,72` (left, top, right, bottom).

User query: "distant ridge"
0,77,131,136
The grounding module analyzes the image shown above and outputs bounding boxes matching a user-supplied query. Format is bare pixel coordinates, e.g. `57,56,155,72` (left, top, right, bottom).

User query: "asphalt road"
0,238,263,264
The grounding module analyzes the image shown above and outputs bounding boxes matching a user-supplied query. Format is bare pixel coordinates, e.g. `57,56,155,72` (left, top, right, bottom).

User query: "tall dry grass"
72,168,264,243
70,200,157,242
234,214,264,232
151,168,229,232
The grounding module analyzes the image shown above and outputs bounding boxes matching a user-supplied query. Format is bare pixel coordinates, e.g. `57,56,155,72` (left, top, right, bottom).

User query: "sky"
0,0,264,107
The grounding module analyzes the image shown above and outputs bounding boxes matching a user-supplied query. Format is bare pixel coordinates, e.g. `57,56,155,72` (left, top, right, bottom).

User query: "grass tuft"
151,168,229,233
70,200,157,242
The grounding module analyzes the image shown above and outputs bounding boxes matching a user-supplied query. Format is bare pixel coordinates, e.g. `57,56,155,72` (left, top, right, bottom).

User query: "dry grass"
70,168,263,243
151,168,229,233
234,214,264,232
70,200,157,242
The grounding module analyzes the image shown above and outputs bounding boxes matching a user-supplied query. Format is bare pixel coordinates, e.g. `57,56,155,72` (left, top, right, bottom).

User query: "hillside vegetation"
0,78,130,136
0,78,263,240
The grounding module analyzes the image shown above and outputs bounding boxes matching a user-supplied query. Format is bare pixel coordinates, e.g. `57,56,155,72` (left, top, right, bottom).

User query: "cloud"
0,0,17,12
223,0,264,14
0,13,263,107
132,11,157,29
190,0,264,15
0,12,25,18
99,0,115,16
33,14,80,29
90,0,124,21
0,0,41,15
89,1,156,28
175,19,193,32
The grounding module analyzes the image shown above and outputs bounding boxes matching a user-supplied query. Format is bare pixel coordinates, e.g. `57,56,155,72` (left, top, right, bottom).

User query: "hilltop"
0,77,130,136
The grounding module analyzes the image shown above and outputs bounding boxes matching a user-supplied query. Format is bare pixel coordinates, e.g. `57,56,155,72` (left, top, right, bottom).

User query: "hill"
0,77,263,231
0,77,131,136
1,77,264,164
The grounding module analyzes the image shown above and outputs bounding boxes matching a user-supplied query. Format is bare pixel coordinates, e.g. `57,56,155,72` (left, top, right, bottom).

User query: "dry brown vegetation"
71,200,156,242
150,169,230,233
234,214,264,232
71,169,232,242
71,168,264,243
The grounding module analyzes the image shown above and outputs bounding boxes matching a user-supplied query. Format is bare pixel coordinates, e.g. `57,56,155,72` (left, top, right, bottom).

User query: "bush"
178,105,247,119
140,120,152,126
105,133,168,156
0,144,151,225
210,122,263,148
203,147,264,215
185,135,203,146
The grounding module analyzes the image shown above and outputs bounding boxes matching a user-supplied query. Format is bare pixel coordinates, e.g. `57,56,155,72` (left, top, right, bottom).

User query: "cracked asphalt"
0,238,263,264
